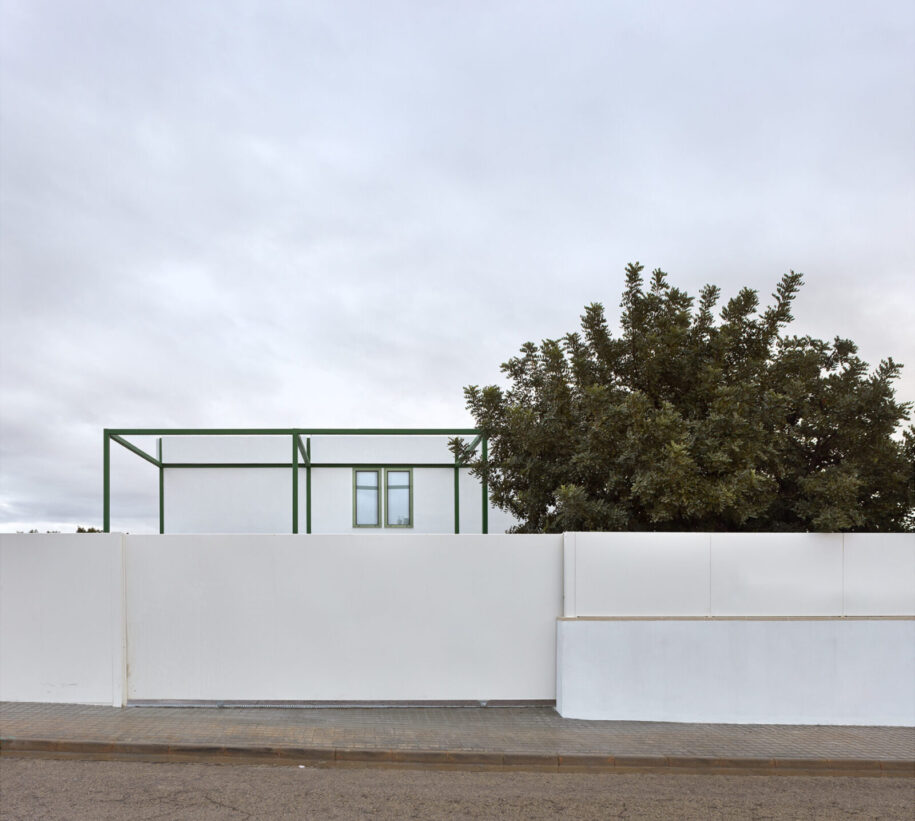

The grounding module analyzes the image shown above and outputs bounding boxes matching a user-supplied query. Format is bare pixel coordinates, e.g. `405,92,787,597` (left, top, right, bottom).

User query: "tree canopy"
452,264,915,532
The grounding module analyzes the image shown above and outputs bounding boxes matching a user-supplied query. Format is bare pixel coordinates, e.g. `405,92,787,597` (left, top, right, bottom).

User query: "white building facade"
104,429,517,535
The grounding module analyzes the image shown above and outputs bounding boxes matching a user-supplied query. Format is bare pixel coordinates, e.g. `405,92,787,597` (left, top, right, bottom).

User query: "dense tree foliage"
452,264,914,532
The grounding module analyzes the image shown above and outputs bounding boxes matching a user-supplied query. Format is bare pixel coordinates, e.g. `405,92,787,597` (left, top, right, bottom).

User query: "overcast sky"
1,0,913,532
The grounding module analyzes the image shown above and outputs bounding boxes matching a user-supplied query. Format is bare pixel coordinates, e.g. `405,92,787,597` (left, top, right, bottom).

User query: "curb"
2,739,913,777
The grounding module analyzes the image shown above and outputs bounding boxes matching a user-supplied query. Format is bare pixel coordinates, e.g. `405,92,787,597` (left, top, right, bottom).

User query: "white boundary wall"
0,534,126,706
125,534,561,701
562,532,915,617
2,531,913,723
557,532,915,724
557,618,915,725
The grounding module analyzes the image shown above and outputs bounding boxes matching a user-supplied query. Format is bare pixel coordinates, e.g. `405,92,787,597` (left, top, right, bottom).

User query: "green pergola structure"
102,428,489,535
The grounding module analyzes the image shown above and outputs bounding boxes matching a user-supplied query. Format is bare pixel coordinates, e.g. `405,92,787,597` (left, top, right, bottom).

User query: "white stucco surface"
5,530,911,720
709,533,844,616
563,532,914,618
556,617,915,725
567,532,710,617
843,533,915,615
160,435,513,534
165,468,292,533
126,534,562,702
0,534,125,706
309,435,453,464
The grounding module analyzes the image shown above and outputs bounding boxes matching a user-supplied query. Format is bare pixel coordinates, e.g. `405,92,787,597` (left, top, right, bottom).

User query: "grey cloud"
2,0,913,529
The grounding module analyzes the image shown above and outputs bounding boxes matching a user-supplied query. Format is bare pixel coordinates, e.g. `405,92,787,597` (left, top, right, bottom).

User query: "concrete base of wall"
556,618,915,726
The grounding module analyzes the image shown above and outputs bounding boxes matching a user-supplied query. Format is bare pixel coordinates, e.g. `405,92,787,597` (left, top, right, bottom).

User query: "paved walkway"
2,702,913,776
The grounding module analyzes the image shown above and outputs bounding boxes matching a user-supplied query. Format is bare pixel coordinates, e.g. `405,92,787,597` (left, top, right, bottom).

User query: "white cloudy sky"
1,0,913,532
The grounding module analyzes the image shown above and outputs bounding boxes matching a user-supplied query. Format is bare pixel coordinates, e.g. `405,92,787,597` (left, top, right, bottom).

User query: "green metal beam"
292,435,298,534
103,430,110,533
110,434,161,467
108,427,479,436
158,438,164,534
311,462,455,469
481,437,489,535
161,463,294,469
305,437,312,534
295,434,309,465
157,462,458,469
455,433,483,467
453,461,460,534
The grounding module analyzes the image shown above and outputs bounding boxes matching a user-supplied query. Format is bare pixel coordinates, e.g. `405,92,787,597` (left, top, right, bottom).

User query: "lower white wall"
556,618,915,725
126,534,562,701
0,534,125,706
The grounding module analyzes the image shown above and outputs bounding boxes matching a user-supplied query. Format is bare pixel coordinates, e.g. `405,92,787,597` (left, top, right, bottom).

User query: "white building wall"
0,534,126,706
166,468,292,534
162,435,515,534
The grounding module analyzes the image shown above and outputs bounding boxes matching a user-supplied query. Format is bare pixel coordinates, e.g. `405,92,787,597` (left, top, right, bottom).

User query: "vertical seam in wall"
842,533,848,619
572,531,577,618
707,533,712,618
572,533,578,618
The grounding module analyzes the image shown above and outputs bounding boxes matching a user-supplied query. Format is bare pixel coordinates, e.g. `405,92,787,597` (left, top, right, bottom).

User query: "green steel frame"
102,428,487,535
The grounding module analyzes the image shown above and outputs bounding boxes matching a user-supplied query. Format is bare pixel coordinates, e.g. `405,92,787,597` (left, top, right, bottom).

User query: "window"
353,469,380,527
352,468,413,528
385,469,412,527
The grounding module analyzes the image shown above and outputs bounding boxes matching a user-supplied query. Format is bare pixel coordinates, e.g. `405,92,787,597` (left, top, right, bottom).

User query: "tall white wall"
0,534,126,706
557,532,915,724
126,534,562,702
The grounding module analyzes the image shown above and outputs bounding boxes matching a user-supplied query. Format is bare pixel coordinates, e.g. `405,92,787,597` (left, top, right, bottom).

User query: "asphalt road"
2,758,913,820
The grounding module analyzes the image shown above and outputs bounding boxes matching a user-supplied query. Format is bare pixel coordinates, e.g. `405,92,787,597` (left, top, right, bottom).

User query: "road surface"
1,758,912,820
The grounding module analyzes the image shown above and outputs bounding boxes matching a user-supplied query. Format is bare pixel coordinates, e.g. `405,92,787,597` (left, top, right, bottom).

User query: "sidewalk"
2,702,913,776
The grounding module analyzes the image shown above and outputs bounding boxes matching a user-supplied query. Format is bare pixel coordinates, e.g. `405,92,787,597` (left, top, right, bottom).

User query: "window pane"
387,471,410,488
387,488,410,525
355,470,378,488
355,487,379,525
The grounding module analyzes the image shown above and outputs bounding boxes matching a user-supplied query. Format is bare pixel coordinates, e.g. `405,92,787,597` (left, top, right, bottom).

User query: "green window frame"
353,469,381,527
384,468,413,528
352,468,413,528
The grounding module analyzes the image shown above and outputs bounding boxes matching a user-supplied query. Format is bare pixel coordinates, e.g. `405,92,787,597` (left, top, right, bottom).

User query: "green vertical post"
305,437,312,534
453,458,460,534
481,437,488,534
103,429,111,533
292,434,299,534
158,438,164,534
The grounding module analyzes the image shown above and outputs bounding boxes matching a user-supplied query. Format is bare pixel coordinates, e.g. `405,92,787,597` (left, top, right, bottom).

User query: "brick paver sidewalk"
2,702,913,775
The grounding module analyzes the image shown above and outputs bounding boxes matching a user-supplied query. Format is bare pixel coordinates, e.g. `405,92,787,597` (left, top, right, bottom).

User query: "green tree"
452,264,915,532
